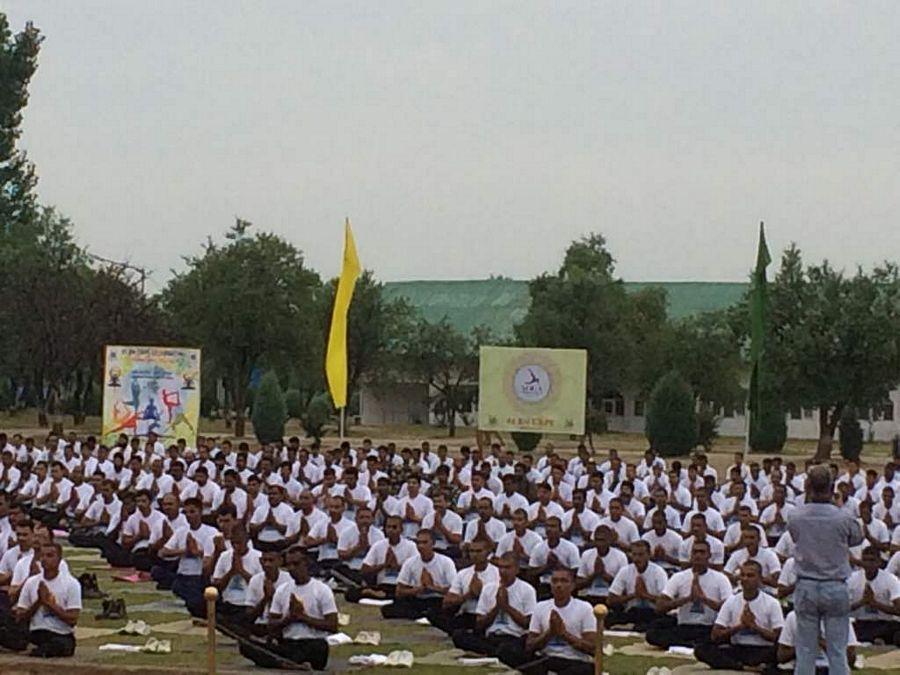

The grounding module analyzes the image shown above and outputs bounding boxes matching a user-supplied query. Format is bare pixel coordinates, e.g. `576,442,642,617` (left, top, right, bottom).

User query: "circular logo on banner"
513,365,551,402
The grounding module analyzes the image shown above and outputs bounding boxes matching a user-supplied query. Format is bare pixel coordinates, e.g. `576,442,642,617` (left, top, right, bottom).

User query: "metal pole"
593,603,608,675
340,407,345,441
205,586,219,675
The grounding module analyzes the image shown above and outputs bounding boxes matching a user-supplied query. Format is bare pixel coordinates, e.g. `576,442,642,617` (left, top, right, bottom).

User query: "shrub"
251,372,286,444
302,392,332,442
748,385,786,453
284,388,303,420
510,432,541,453
645,371,698,457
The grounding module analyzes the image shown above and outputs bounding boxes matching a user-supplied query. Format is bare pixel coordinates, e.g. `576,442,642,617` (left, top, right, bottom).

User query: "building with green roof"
382,278,747,338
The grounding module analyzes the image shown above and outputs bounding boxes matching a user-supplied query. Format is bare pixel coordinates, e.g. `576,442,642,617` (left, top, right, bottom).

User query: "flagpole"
340,407,345,441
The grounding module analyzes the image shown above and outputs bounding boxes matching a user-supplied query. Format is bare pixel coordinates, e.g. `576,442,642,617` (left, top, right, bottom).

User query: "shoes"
121,619,151,636
94,597,128,620
78,573,107,599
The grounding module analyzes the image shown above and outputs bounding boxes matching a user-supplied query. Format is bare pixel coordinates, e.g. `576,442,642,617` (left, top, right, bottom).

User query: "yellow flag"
325,219,361,408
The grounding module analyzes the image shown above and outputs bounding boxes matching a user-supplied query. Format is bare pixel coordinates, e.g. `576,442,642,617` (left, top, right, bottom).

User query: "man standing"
788,465,863,675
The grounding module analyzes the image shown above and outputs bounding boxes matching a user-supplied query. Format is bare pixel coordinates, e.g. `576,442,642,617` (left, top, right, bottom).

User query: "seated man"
159,497,218,617
346,515,417,602
335,505,384,586
646,539,732,649
641,509,683,574
452,551,536,658
679,512,726,570
11,542,81,657
240,545,337,671
304,494,354,575
244,545,292,637
496,508,542,568
462,497,505,557
724,526,781,593
575,524,627,605
848,545,900,645
211,526,262,632
497,568,596,675
777,610,859,673
429,539,499,634
606,540,668,631
381,528,456,620
68,479,121,550
695,560,784,671
527,516,580,599
420,491,463,560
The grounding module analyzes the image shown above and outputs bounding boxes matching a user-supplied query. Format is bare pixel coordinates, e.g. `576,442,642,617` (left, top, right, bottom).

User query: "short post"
593,603,608,675
205,586,219,675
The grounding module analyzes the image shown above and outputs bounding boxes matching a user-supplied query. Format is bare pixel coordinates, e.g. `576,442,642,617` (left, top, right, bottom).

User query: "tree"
838,405,863,462
516,234,669,406
645,371,698,457
402,319,488,437
284,388,303,420
251,372,286,443
320,270,414,403
748,378,787,453
763,246,900,460
301,392,332,443
162,220,322,436
0,14,42,231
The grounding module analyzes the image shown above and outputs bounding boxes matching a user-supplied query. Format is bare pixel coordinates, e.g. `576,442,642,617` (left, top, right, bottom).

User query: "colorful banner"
102,345,201,444
478,346,587,435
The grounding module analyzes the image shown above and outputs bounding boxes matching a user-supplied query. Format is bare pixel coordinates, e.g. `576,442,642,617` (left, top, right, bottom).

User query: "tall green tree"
0,14,42,231
645,370,698,457
759,245,900,459
251,371,287,443
402,319,489,437
162,219,322,437
515,234,668,404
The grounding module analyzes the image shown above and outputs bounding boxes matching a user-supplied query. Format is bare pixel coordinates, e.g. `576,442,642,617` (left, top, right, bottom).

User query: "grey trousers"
794,578,850,675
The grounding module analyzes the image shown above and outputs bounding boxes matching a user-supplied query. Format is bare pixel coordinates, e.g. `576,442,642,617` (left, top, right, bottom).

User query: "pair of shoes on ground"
120,619,151,636
78,572,107,599
95,597,127,620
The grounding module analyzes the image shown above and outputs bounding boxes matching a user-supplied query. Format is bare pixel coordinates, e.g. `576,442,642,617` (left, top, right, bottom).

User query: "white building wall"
606,389,900,442
360,383,430,426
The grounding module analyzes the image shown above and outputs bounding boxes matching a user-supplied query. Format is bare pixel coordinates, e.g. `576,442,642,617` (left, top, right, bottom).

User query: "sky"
5,1,900,291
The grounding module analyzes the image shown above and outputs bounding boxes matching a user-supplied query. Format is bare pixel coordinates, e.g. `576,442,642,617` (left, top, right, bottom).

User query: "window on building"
790,407,801,420
614,396,625,416
735,401,745,416
883,402,894,421
723,404,735,418
802,408,814,419
633,399,644,417
603,399,614,415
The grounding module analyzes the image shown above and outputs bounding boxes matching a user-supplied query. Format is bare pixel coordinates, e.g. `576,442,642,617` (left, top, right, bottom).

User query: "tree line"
2,13,899,460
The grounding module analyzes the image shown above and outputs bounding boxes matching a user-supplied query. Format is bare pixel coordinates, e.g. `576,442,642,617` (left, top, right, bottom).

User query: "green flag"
748,222,770,414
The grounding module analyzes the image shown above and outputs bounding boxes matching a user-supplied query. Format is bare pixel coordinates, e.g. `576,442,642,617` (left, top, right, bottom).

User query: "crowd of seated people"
0,429,898,672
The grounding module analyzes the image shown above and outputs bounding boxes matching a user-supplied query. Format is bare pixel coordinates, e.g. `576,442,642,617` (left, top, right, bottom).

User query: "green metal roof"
383,279,747,338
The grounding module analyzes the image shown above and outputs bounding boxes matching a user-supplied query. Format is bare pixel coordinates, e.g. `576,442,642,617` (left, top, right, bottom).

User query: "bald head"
806,465,833,501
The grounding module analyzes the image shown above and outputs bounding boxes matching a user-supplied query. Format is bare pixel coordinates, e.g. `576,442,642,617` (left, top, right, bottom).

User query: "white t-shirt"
682,508,725,534
245,569,292,624
476,579,537,637
848,569,900,623
609,562,668,610
308,517,355,561
270,578,338,639
642,528,685,572
16,570,82,634
249,502,299,543
724,547,782,587
576,547,628,598
528,539,581,584
528,597,597,662
777,557,797,603
714,591,785,646
561,508,602,548
598,516,640,547
420,510,464,551
662,568,733,626
164,524,218,575
337,525,385,570
449,564,500,613
362,538,418,585
396,552,457,598
678,535,725,566
463,517,506,545
212,548,263,605
495,529,543,564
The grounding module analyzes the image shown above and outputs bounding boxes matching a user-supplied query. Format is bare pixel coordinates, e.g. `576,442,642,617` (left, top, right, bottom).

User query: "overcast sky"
6,1,900,290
